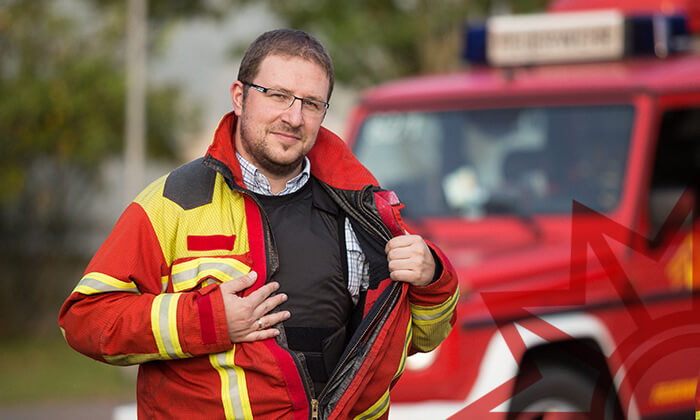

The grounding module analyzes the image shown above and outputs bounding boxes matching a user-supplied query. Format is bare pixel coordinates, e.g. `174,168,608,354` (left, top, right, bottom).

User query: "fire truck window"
648,107,700,243
353,105,634,220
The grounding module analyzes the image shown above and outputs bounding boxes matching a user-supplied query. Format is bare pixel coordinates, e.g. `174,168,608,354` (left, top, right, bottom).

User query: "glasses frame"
242,82,330,116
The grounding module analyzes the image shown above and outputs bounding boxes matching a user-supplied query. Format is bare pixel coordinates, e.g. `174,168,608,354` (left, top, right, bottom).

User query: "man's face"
231,54,330,179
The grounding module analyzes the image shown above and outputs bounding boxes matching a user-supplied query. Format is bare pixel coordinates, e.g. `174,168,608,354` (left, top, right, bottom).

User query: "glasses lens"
255,85,327,117
263,89,294,107
301,99,326,115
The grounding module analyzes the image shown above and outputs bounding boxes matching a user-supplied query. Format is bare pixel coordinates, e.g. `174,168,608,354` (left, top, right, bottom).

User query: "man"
59,29,458,420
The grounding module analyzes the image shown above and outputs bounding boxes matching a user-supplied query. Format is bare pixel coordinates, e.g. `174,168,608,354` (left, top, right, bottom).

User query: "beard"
238,113,307,178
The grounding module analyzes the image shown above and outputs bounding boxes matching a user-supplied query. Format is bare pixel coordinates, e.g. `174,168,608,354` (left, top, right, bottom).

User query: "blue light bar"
463,22,487,64
626,14,690,57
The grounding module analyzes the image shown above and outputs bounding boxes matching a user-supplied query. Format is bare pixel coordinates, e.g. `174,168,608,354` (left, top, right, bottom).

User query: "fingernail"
248,271,257,281
285,311,291,318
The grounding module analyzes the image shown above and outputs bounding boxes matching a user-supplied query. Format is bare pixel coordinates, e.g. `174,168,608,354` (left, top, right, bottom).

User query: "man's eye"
303,99,321,111
270,93,290,101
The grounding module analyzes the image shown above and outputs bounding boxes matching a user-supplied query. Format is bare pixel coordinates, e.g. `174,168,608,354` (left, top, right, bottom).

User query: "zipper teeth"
317,281,402,403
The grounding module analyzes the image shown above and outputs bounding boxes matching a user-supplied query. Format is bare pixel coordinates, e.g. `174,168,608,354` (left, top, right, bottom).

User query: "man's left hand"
385,234,436,287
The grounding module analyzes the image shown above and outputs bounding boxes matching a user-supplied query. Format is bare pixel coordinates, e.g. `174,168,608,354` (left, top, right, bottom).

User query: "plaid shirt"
236,153,369,301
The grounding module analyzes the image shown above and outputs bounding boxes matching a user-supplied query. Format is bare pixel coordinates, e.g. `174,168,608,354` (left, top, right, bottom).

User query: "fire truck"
344,1,700,419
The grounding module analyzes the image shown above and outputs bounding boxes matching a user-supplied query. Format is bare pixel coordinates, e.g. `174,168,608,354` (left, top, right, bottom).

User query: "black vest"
252,177,353,396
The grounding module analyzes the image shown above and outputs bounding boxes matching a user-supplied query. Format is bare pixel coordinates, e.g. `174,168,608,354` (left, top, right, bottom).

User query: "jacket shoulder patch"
163,158,216,210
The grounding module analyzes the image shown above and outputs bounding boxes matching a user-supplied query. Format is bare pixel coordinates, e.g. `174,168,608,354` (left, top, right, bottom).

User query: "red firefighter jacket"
59,111,459,420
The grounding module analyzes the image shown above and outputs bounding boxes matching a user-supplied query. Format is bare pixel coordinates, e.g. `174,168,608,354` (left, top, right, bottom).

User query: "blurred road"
0,401,127,420
0,400,469,419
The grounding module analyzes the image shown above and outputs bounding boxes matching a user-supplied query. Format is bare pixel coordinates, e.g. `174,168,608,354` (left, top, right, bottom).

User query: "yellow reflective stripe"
354,388,390,420
210,347,253,420
167,294,185,357
696,411,700,420
171,258,250,292
151,295,168,358
356,319,412,420
161,275,169,293
104,352,166,366
73,272,140,296
410,289,459,325
151,293,186,359
393,318,412,380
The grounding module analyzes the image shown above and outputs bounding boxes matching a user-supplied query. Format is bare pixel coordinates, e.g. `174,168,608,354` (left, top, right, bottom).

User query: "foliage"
0,0,199,250
229,0,549,87
0,0,203,338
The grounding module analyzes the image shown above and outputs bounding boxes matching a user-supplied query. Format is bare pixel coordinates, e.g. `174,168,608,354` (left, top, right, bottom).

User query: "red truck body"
344,5,700,419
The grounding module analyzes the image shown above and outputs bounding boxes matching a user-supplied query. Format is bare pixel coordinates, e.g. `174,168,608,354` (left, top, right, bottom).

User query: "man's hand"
220,271,290,343
385,234,436,287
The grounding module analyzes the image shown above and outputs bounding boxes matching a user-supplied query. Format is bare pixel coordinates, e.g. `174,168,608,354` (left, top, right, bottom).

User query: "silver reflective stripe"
411,300,456,322
411,291,459,323
155,294,183,358
74,274,139,295
210,349,252,420
171,262,247,290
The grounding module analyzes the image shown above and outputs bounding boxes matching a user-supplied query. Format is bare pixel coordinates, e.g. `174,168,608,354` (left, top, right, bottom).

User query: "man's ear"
230,81,245,116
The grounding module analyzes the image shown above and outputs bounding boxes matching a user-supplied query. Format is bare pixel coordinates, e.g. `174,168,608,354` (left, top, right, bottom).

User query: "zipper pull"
311,398,319,420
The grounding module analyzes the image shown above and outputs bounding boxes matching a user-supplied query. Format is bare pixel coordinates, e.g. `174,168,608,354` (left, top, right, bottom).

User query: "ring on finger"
257,318,262,329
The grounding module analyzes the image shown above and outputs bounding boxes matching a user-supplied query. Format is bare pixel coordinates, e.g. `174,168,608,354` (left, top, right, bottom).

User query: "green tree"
0,1,198,228
230,0,548,87
0,0,201,336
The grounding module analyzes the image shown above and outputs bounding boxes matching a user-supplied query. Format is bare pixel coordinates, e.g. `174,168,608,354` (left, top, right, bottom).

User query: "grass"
0,333,135,404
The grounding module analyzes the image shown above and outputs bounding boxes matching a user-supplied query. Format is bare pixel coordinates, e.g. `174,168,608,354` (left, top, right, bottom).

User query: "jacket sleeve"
406,239,459,354
58,201,233,366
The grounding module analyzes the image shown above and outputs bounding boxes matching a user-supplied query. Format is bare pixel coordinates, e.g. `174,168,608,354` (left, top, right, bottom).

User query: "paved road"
0,400,468,419
0,400,131,420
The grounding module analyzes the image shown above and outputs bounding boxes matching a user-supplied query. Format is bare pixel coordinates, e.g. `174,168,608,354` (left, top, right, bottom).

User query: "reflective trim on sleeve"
171,257,250,292
210,347,254,420
151,293,187,359
73,272,141,296
103,352,167,366
410,289,459,325
161,275,169,293
393,318,413,381
354,388,390,420
355,319,412,420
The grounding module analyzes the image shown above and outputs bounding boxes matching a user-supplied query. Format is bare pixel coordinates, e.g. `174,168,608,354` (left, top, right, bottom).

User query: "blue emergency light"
626,14,690,56
463,11,690,66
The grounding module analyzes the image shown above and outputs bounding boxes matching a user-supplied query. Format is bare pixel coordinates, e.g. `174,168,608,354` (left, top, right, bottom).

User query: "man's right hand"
220,271,290,343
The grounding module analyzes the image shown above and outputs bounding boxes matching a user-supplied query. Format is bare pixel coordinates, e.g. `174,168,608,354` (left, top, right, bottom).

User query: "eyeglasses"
242,82,329,117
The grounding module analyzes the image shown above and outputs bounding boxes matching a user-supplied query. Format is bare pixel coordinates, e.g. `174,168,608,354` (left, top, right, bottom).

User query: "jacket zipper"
309,184,404,418
311,398,319,420
228,172,401,419
313,281,402,418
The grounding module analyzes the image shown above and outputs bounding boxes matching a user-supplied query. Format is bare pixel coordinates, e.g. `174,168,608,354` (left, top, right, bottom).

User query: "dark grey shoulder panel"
163,157,217,210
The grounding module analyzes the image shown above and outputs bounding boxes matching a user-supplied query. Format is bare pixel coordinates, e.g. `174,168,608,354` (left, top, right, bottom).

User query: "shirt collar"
236,152,311,196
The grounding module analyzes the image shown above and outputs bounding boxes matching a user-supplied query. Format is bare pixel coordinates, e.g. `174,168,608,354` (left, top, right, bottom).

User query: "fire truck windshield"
353,104,634,220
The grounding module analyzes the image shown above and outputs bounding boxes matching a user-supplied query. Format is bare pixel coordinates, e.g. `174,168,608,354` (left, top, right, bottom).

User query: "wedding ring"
257,318,262,329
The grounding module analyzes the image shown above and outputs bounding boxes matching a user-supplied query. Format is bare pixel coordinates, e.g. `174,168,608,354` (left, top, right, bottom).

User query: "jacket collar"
204,111,378,191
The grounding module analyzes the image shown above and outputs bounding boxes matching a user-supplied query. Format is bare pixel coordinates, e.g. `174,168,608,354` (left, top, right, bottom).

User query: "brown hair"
237,28,335,101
